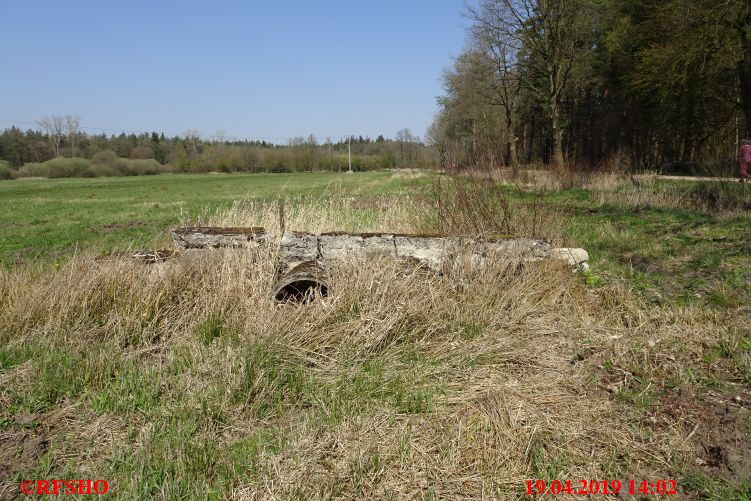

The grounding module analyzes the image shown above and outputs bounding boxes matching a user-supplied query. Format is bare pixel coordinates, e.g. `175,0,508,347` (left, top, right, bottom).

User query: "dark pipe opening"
274,279,329,303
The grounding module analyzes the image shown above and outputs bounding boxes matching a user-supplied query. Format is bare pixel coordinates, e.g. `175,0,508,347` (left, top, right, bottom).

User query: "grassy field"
1,171,749,499
0,172,416,265
548,179,751,309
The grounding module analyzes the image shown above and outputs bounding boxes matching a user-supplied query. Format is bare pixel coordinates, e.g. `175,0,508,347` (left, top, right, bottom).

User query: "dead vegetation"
416,174,561,242
0,242,680,499
0,173,749,499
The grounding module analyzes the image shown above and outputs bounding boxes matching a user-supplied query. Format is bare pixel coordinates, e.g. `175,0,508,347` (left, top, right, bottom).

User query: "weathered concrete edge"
159,227,590,273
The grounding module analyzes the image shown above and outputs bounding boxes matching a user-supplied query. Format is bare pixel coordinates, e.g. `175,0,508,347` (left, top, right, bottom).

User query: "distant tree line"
0,119,435,179
429,0,751,174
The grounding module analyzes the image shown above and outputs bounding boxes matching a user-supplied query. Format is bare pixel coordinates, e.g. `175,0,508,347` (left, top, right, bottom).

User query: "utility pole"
348,136,352,173
327,137,332,172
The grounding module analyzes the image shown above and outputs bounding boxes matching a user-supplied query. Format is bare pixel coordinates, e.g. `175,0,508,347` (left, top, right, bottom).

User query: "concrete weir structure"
278,231,554,275
166,227,590,302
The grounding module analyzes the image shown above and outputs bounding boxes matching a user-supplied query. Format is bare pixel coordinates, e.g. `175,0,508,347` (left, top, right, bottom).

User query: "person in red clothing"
741,139,751,183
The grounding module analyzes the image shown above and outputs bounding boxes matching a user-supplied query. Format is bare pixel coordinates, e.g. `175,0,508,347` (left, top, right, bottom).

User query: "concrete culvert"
273,261,329,303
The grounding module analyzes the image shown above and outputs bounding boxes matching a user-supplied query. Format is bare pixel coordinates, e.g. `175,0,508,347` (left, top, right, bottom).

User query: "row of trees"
430,0,751,173
0,120,435,176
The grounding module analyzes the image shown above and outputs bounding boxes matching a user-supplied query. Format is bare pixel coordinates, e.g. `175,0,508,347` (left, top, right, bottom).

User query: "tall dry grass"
196,171,564,242
0,191,703,499
17,174,751,497
1,252,680,498
416,174,561,242
195,195,423,235
519,168,751,215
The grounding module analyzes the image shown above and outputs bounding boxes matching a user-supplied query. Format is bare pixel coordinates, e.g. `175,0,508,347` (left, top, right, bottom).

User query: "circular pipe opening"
274,278,328,303
272,261,330,303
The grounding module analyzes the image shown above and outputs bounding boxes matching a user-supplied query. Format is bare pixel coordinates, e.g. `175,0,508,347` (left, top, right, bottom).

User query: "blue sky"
0,1,469,142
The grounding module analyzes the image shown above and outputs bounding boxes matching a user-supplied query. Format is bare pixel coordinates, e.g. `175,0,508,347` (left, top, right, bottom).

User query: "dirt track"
650,175,742,182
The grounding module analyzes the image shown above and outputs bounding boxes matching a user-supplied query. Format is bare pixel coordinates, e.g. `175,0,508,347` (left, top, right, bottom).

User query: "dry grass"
608,177,749,215
415,174,562,242
471,166,751,216
0,186,745,499
0,245,666,498
546,170,750,216
196,195,423,235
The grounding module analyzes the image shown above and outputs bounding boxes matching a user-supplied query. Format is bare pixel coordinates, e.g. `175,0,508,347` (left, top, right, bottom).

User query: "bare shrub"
49,157,94,178
90,151,169,177
415,172,562,241
598,149,633,173
15,162,46,177
91,164,119,177
91,150,119,165
126,159,162,176
129,145,154,160
0,160,13,180
16,157,94,178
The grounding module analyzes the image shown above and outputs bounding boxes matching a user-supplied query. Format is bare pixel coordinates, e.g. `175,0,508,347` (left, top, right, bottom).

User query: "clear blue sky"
0,1,469,143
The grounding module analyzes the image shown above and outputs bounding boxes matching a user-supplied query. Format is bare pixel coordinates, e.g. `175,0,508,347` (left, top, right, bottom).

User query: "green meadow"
0,172,413,264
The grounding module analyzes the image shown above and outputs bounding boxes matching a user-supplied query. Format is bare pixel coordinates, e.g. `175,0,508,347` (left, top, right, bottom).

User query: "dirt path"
648,174,741,182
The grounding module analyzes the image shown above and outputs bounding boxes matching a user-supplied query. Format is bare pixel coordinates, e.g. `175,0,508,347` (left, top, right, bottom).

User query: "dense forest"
430,0,751,175
0,121,433,179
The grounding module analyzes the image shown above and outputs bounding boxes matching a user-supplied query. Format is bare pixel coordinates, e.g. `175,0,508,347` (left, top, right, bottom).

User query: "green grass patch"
91,362,162,415
316,357,440,425
231,342,311,418
682,471,751,500
21,348,92,412
0,171,413,264
527,181,751,309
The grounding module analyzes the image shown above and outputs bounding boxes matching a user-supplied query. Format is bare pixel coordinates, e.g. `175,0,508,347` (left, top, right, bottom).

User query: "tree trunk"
508,138,518,174
680,85,696,162
525,116,536,163
739,40,751,137
506,115,518,175
551,99,565,168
